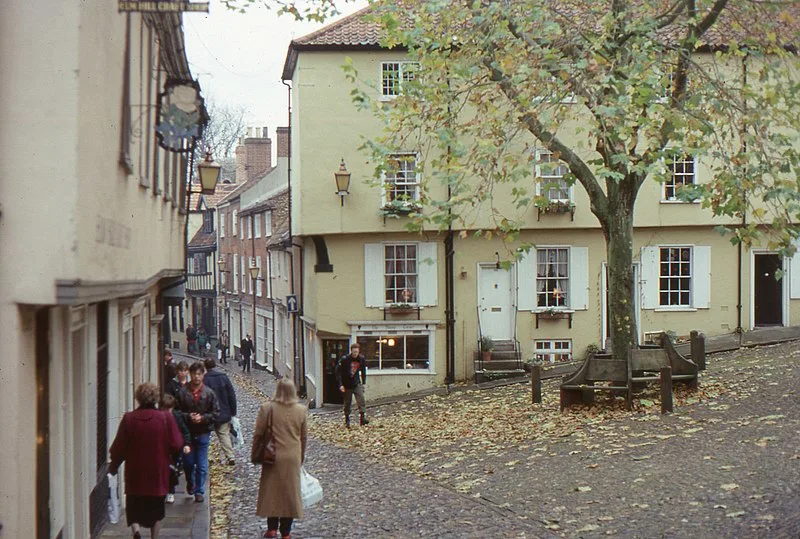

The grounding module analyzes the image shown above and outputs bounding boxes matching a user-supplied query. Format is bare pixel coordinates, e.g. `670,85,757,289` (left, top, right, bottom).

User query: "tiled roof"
283,3,799,79
196,182,240,211
293,6,382,47
188,227,216,250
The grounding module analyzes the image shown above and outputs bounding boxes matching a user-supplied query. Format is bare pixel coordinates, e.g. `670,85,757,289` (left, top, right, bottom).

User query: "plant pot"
482,350,492,362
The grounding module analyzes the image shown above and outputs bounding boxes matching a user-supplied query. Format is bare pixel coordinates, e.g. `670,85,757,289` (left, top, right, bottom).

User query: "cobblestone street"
210,341,800,538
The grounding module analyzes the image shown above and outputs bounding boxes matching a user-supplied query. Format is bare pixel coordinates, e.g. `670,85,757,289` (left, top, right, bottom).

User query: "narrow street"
203,339,800,539
212,362,535,538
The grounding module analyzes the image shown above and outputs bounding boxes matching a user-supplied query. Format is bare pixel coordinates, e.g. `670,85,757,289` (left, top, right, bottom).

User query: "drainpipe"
282,78,303,393
736,54,749,341
444,71,456,385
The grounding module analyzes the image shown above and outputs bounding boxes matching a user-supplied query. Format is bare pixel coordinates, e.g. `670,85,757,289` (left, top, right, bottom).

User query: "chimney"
244,126,271,183
276,127,290,159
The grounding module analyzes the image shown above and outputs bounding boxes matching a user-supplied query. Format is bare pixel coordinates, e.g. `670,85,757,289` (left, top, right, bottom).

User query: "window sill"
660,199,701,204
654,307,697,312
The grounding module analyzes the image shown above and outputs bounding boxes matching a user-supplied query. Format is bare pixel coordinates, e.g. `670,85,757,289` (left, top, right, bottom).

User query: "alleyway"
208,339,800,538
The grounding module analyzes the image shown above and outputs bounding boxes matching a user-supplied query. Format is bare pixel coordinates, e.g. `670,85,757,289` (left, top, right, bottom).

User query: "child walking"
160,394,191,503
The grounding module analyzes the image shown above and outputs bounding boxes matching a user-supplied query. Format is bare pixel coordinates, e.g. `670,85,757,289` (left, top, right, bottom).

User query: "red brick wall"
276,126,290,159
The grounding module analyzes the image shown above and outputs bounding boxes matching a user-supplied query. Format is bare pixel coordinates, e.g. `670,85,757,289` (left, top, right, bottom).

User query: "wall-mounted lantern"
334,158,351,206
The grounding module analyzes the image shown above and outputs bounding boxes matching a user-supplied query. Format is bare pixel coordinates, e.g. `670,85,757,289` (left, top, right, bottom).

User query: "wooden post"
531,364,542,404
660,366,673,413
690,330,706,371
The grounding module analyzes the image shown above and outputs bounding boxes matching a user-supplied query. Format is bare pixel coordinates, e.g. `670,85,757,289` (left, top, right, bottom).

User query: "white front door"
478,265,514,341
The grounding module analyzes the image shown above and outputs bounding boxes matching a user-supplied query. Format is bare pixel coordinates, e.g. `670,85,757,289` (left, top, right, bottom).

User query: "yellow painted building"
282,8,800,405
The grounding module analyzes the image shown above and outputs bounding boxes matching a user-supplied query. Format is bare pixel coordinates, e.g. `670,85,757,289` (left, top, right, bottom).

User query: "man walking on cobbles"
203,358,238,465
240,333,254,373
178,361,220,503
336,342,369,428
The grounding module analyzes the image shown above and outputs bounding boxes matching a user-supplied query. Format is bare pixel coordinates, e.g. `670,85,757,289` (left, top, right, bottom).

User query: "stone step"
481,359,523,371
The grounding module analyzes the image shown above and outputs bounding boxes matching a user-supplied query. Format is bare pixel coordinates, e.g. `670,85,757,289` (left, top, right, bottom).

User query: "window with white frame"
381,61,418,97
536,247,569,308
254,213,262,238
245,216,251,239
266,316,274,364
357,332,431,371
232,254,239,292
663,153,695,201
535,339,572,364
265,211,272,237
220,211,226,237
659,246,691,306
220,259,226,287
256,256,263,297
385,244,417,304
383,153,420,207
232,209,238,236
536,150,571,202
241,257,247,294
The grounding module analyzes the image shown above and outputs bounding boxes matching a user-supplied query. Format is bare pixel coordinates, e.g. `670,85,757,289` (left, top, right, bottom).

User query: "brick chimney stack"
235,127,272,184
276,127,290,159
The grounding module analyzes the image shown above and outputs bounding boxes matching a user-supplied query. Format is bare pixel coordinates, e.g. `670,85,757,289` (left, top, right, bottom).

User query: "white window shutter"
418,242,438,306
364,243,384,307
640,246,659,309
569,247,589,311
517,250,536,311
693,245,711,309
791,249,800,299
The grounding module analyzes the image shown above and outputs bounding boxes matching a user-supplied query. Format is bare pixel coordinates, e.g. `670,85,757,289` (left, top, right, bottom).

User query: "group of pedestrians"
109,339,369,539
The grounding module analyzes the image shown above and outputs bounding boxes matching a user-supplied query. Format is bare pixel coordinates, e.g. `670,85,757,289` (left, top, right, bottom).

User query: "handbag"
250,404,276,466
300,466,323,508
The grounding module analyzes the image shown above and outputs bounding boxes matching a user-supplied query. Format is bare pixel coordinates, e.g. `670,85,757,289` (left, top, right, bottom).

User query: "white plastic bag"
230,416,244,448
300,466,323,508
107,473,121,524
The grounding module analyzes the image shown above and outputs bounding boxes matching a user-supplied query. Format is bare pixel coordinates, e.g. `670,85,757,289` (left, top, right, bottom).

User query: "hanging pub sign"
119,1,209,12
155,79,208,154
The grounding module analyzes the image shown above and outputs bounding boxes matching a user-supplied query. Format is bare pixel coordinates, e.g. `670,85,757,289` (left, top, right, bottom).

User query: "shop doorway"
322,339,349,405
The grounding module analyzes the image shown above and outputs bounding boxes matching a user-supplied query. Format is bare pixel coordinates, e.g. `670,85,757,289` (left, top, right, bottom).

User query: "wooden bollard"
690,330,706,371
660,366,673,414
531,364,542,404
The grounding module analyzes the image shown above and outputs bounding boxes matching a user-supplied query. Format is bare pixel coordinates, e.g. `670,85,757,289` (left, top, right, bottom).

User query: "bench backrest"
630,348,669,372
585,358,627,382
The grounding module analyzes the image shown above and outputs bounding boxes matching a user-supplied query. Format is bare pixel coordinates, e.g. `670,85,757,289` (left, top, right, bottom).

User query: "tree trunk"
603,203,638,357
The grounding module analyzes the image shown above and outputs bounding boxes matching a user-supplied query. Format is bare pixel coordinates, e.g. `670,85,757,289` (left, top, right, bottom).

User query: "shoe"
263,531,278,538
166,493,175,504
228,459,236,466
281,534,291,539
194,493,204,503
133,532,141,539
186,484,194,496
360,414,370,426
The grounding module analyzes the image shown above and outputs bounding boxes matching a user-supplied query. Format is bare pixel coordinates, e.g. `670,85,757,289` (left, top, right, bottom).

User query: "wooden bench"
560,332,700,412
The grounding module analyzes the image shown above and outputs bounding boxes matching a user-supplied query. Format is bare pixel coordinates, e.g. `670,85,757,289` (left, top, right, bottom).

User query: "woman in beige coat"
253,379,308,539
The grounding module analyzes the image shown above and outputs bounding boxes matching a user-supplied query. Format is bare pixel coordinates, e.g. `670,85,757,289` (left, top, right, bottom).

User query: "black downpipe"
282,78,304,393
444,70,456,385
736,54,748,338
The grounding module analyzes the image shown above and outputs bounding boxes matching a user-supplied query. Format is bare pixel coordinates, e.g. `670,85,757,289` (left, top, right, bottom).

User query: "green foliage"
220,0,345,21
351,0,800,355
480,335,494,352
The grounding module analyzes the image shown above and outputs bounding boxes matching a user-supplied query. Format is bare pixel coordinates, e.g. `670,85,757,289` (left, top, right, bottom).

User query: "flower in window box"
545,200,575,213
379,198,421,218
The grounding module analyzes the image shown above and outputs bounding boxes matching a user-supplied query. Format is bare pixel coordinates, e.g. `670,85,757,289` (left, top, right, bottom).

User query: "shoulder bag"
250,404,276,466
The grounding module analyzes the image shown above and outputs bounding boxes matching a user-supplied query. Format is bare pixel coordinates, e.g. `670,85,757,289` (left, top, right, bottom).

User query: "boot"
360,413,369,426
345,415,351,429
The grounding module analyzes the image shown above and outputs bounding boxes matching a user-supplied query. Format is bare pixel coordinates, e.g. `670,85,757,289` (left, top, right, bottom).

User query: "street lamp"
249,261,264,368
197,150,221,194
334,158,351,206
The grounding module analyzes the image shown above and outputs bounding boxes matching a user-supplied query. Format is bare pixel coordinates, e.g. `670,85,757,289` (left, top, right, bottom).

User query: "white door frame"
749,250,789,329
477,263,515,341
601,261,641,348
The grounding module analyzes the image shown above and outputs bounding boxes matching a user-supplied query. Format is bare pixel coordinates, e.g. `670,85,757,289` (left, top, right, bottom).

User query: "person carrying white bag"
300,467,323,508
252,379,307,539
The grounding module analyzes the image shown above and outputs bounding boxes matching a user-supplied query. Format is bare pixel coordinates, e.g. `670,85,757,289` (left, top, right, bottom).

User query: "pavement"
98,325,800,537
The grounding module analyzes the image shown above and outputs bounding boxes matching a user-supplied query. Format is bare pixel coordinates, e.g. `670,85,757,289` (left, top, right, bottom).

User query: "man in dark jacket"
336,342,369,428
240,334,254,373
177,361,220,503
203,358,238,465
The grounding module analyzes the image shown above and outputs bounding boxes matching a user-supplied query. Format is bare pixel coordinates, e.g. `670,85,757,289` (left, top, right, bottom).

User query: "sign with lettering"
119,1,209,12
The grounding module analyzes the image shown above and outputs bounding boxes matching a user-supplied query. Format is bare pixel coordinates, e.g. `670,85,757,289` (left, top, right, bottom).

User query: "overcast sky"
183,0,367,140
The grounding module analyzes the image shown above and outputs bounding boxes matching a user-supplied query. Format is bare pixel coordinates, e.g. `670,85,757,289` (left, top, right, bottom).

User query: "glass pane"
357,336,380,369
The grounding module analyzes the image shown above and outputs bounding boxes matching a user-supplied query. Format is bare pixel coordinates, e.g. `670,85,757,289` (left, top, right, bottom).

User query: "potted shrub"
480,335,494,361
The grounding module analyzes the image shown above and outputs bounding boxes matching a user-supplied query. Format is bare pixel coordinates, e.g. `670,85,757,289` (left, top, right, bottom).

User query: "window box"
537,201,576,220
379,201,421,218
383,303,421,319
534,309,574,328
